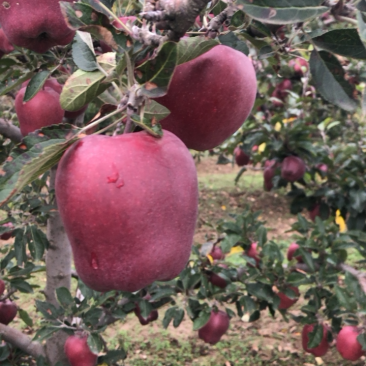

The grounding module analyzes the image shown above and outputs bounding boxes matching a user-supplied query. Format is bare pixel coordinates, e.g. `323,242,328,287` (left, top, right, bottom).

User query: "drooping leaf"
307,324,324,349
23,71,52,102
72,32,98,71
219,32,249,55
177,37,219,65
130,114,163,137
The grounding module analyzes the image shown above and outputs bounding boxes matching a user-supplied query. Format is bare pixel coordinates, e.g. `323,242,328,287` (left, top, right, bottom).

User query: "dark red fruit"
245,243,260,267
134,304,158,326
234,146,250,167
209,264,229,289
0,223,14,241
210,247,225,261
263,160,278,191
302,323,329,357
0,280,5,297
278,286,299,310
198,310,230,345
281,156,306,182
64,334,98,366
287,243,303,262
0,299,17,325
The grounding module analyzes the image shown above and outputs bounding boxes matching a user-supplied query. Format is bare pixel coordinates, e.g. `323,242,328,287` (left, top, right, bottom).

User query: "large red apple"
0,280,5,296
134,304,158,326
0,299,17,325
281,156,306,182
15,86,64,135
287,242,303,262
289,58,308,77
336,326,364,361
234,147,250,167
55,130,198,292
154,45,257,151
245,243,260,267
64,334,98,366
277,286,299,310
0,28,14,58
0,0,75,53
302,323,329,357
0,222,14,241
198,310,230,344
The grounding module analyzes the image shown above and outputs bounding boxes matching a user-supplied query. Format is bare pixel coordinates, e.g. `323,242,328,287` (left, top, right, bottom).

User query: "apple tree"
0,0,366,365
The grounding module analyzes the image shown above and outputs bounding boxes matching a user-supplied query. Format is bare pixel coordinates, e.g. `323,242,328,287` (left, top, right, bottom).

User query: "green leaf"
87,333,103,354
138,300,153,319
240,296,256,313
136,42,177,98
130,114,163,137
219,32,249,55
177,37,219,65
357,10,366,45
0,125,80,206
27,225,48,261
23,71,52,102
309,50,357,112
56,287,74,308
221,234,242,252
312,29,366,59
98,349,127,364
307,324,324,349
299,248,315,272
193,310,211,331
144,100,170,122
13,230,27,266
173,308,185,328
0,344,10,361
33,326,60,342
357,333,366,352
256,226,267,246
0,70,34,96
163,306,178,329
18,309,33,327
72,32,98,72
246,283,274,302
335,285,356,311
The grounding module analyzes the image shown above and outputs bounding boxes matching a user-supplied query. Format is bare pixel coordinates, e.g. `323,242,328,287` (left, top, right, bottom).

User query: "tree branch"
339,263,366,294
0,119,22,143
0,323,45,359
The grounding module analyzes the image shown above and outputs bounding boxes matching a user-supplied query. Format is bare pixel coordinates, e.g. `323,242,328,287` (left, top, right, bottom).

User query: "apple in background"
289,58,308,77
281,156,306,182
317,164,328,175
336,326,364,361
209,264,229,289
263,160,278,191
0,280,5,296
271,79,292,107
64,334,98,366
198,310,230,344
154,45,257,151
277,286,299,310
56,130,198,292
0,222,14,241
134,304,158,326
234,147,250,167
0,299,17,325
245,243,260,267
302,323,330,357
309,204,320,222
0,28,14,59
287,242,303,262
210,246,225,261
15,86,64,135
0,0,75,54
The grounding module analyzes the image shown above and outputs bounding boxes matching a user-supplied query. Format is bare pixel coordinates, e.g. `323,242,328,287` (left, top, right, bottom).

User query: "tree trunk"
44,166,72,366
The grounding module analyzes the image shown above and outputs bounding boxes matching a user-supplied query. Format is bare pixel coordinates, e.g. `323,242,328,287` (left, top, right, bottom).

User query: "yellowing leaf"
206,254,213,264
221,205,226,211
282,117,297,124
274,122,282,131
258,143,266,153
335,210,346,232
228,246,244,256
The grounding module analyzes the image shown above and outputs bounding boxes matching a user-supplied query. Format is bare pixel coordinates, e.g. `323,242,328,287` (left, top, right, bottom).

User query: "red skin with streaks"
198,310,230,344
336,326,364,361
154,45,257,151
0,0,75,53
302,324,329,357
55,130,198,292
64,335,98,366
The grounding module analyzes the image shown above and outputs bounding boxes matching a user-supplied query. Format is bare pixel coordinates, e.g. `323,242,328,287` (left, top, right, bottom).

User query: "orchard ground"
1,156,364,366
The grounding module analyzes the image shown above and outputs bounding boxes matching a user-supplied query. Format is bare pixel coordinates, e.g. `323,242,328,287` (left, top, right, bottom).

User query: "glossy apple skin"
278,286,299,310
0,299,17,325
15,86,64,136
0,222,14,241
134,304,158,326
0,28,14,58
289,58,308,77
302,324,329,357
64,335,98,366
287,243,303,262
198,310,230,345
210,247,225,261
0,280,5,296
154,45,257,151
56,130,198,292
281,156,306,182
0,0,75,54
234,147,250,167
245,243,260,267
336,326,364,361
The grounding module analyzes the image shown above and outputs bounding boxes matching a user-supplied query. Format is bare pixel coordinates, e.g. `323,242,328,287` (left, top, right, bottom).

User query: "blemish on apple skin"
91,253,99,269
107,172,119,183
116,180,124,188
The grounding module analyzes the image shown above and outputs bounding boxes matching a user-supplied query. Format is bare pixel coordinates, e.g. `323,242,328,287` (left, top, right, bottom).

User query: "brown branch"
0,323,45,358
0,119,22,143
339,263,366,294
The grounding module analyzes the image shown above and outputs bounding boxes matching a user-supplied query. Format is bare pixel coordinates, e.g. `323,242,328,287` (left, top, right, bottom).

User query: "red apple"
245,243,260,267
0,28,14,58
210,246,225,261
153,45,257,151
198,310,230,344
287,242,303,262
22,78,63,95
209,264,229,289
277,286,299,310
0,299,17,325
0,280,5,297
134,304,158,326
316,163,328,174
234,147,250,167
281,156,306,182
309,204,320,222
336,326,364,361
302,323,330,357
64,334,98,366
271,79,292,107
0,0,75,53
263,160,278,191
0,222,14,241
289,58,308,77
55,130,198,292
64,105,89,119
15,86,64,135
